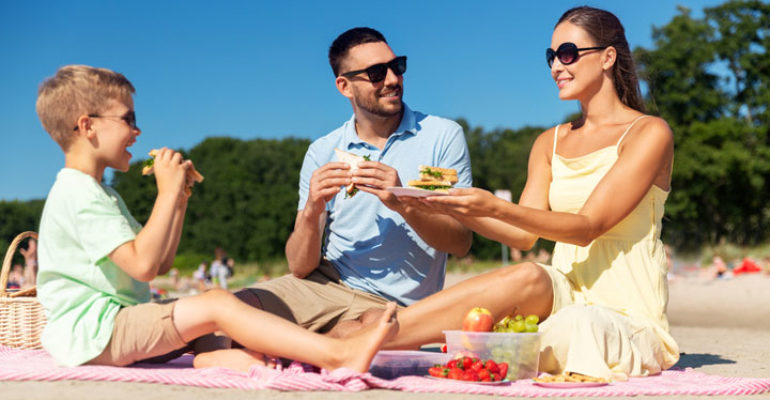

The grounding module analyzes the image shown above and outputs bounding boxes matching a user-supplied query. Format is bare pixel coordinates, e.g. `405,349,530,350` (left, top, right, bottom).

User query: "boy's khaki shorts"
87,300,188,367
237,261,398,333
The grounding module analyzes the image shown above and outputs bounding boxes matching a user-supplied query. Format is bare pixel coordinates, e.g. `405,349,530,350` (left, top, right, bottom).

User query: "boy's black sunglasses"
74,111,138,131
546,42,607,68
340,56,407,83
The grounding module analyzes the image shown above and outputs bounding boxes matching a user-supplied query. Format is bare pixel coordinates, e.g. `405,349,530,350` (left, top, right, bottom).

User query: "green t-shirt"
37,168,149,366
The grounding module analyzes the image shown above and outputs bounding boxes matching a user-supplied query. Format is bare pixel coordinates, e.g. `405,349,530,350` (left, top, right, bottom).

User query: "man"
236,27,472,336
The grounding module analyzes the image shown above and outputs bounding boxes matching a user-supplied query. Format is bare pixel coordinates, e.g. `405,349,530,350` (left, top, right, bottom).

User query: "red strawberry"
463,369,480,382
498,362,508,379
485,360,499,373
478,368,491,381
461,357,473,370
428,366,448,378
471,360,485,371
440,343,447,353
448,368,464,380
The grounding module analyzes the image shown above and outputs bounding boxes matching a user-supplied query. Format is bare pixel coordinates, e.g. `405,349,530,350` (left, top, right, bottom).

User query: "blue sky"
0,0,722,201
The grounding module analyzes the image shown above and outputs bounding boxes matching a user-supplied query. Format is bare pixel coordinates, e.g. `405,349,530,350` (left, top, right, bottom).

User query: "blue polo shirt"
298,104,472,305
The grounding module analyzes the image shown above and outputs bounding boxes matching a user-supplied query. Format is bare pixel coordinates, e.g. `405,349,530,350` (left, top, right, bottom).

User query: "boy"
35,65,397,371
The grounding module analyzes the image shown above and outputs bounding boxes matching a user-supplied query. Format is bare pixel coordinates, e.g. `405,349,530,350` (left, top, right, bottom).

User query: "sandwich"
407,165,457,193
142,149,204,195
334,148,370,198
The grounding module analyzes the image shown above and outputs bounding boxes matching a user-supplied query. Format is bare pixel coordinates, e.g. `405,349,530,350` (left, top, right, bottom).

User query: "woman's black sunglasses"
340,56,407,83
546,42,607,68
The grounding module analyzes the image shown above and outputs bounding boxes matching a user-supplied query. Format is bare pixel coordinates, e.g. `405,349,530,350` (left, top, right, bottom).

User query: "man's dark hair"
328,27,387,77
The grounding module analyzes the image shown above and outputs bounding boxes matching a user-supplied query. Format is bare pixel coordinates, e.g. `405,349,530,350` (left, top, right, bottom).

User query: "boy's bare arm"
110,149,189,282
158,196,188,275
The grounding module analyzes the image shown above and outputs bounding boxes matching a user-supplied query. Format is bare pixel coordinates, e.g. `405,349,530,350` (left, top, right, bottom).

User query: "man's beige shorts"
237,261,396,333
87,300,188,367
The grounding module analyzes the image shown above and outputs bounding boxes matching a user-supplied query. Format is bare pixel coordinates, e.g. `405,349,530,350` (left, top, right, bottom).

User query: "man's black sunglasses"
74,111,138,131
546,42,607,68
340,56,407,83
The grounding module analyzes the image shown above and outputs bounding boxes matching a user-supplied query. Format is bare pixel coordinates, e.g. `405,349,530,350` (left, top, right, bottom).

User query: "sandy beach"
2,271,769,400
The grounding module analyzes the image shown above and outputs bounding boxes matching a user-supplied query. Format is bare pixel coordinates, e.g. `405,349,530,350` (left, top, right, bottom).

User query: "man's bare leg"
384,262,553,349
326,308,387,339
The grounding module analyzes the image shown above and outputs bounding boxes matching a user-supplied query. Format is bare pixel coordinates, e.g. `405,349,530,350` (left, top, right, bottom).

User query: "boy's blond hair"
36,65,135,151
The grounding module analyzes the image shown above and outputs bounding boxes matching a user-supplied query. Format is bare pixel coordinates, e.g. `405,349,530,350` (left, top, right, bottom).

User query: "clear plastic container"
368,350,451,379
443,330,540,380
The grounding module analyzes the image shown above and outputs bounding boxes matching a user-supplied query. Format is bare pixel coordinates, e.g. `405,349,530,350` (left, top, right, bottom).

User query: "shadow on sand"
674,353,736,369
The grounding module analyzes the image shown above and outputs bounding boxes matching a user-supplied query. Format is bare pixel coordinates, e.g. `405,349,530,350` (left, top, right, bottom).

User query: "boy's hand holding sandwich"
142,148,204,197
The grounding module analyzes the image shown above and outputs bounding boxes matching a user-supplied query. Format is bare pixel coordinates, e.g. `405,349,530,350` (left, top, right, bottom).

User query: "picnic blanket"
1,346,769,396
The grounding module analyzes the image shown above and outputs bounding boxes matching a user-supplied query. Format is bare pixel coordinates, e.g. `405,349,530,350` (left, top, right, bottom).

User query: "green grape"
525,323,539,333
513,314,524,321
525,315,539,325
511,320,526,333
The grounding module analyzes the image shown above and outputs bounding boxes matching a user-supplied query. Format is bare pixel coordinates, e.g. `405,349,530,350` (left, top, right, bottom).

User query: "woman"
393,6,679,380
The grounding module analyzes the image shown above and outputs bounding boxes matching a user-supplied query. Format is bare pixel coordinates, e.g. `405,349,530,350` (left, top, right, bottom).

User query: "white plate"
533,381,609,388
387,187,448,198
425,376,510,385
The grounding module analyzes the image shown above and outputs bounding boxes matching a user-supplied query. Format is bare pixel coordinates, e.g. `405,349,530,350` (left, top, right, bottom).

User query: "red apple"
462,307,493,332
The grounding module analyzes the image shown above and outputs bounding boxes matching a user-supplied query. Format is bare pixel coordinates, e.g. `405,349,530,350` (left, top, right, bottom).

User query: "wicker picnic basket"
0,231,46,350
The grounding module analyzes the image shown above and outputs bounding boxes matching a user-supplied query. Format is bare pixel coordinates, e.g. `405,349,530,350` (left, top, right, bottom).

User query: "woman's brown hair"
557,6,645,112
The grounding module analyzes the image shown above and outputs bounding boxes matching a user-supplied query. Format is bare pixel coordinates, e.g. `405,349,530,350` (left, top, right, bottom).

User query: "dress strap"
616,115,650,147
552,124,561,158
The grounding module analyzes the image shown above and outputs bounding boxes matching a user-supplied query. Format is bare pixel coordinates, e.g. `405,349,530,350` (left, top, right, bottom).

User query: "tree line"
2,0,768,266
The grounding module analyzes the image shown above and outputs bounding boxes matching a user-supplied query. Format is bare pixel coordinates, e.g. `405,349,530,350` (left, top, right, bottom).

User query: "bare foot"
193,349,277,373
331,302,399,372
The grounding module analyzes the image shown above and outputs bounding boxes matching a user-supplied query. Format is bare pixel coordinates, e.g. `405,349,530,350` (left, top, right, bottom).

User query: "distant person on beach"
193,261,209,292
711,255,728,279
7,264,24,289
236,27,472,336
19,237,38,288
210,247,230,290
390,6,679,380
34,64,397,372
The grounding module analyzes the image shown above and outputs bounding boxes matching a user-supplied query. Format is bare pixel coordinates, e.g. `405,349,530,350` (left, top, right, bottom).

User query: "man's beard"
353,84,403,117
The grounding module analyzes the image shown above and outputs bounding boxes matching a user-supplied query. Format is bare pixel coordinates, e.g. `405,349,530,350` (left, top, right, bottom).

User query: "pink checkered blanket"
1,346,769,396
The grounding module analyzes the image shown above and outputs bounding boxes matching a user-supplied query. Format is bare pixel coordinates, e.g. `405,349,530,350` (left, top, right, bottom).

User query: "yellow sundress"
537,116,680,380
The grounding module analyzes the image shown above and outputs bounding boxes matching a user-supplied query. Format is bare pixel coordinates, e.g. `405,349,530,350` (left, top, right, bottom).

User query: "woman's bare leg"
385,262,553,349
173,289,398,372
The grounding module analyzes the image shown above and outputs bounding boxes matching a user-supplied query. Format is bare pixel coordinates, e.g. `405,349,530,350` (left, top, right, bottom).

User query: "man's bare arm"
285,162,350,277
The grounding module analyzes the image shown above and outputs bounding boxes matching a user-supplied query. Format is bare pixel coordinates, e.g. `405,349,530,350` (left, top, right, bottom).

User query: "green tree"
636,6,727,126
0,200,43,264
112,136,310,267
635,1,770,249
458,119,553,259
705,0,770,125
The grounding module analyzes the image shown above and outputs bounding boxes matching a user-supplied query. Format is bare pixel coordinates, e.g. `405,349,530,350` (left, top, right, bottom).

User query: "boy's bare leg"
173,289,398,372
385,262,553,349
